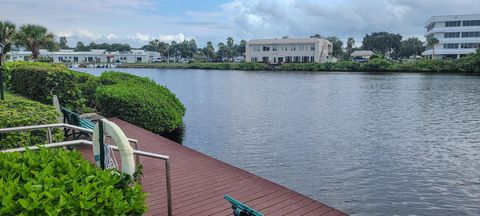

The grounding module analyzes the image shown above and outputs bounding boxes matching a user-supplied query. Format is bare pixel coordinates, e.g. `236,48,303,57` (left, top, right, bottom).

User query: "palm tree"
14,24,55,60
346,37,355,58
0,21,16,57
427,37,439,59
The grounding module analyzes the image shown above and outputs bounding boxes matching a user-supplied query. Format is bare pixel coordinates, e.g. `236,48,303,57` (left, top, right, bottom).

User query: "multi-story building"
245,37,333,64
7,49,161,63
422,14,480,59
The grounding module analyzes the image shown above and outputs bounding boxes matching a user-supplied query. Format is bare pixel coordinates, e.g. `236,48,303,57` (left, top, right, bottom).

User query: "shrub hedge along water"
0,93,63,150
0,148,147,215
6,62,97,110
96,71,185,134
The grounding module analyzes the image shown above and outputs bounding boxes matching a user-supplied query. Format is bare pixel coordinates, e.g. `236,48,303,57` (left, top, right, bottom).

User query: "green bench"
224,195,263,216
61,107,96,138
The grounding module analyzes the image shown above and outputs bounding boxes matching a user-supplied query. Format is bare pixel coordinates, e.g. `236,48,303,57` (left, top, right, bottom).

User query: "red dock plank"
78,118,346,216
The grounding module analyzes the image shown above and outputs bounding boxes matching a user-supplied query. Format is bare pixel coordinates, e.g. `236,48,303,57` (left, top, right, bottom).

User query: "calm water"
78,68,480,215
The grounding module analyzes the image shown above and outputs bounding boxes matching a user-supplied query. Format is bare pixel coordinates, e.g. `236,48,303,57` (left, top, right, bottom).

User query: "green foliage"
96,71,185,134
119,62,267,70
0,148,147,215
360,59,393,71
362,31,402,55
8,62,97,110
0,93,63,149
278,63,325,71
331,61,360,71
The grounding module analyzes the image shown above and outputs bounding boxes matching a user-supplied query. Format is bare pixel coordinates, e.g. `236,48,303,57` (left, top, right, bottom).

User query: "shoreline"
114,57,480,73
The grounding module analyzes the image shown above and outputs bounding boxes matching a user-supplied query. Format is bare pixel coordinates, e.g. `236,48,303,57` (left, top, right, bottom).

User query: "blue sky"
0,0,479,48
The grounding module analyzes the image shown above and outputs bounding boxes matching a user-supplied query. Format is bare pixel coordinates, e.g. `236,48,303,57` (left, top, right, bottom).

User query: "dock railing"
0,123,173,216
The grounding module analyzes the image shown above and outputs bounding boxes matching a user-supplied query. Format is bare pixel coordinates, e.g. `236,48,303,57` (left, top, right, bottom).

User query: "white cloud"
156,33,187,43
2,0,480,46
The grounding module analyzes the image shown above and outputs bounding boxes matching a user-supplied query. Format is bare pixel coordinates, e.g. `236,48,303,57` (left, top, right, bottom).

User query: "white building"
245,37,333,64
7,49,161,63
422,14,480,59
351,50,375,59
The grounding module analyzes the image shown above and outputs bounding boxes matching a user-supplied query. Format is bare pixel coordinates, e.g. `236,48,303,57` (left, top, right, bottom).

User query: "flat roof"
425,14,480,26
248,37,332,45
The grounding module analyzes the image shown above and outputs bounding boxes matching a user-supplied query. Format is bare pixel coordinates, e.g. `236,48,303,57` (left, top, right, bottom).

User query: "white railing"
0,123,173,216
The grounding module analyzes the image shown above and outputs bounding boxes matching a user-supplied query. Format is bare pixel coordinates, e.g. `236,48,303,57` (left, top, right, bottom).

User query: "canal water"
78,68,480,216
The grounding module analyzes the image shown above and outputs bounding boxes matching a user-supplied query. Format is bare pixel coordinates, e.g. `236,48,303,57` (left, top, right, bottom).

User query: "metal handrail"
0,123,173,216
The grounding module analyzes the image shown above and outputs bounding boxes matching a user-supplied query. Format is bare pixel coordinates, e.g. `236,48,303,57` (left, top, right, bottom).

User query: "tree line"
311,32,426,60
0,20,436,62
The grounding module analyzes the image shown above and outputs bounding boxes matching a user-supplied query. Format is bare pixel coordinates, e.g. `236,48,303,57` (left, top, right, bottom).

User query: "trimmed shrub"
96,71,185,134
0,148,147,215
8,63,98,110
0,93,63,150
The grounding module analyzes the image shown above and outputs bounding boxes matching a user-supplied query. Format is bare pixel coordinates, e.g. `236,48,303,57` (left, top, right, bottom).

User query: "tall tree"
226,37,234,60
217,42,227,61
202,41,215,62
0,21,16,56
59,36,69,49
362,32,402,56
398,37,424,58
14,24,55,60
74,41,90,51
326,36,344,57
238,39,246,55
346,37,355,57
427,37,439,59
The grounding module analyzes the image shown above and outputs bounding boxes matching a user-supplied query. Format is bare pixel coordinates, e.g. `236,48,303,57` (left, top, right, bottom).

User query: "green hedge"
0,148,147,215
119,62,267,70
96,71,185,134
0,93,63,150
7,62,97,110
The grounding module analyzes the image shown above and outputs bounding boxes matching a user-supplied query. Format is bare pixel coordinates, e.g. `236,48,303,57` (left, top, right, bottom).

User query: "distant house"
245,37,334,64
7,49,161,63
351,50,375,59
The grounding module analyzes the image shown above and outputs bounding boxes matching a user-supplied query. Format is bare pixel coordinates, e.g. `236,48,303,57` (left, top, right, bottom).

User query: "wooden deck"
79,118,347,216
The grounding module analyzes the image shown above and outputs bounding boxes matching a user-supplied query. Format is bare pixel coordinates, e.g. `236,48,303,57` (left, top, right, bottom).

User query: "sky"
0,0,479,48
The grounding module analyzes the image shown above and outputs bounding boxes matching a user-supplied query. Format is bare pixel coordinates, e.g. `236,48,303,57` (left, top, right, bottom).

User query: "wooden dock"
79,118,347,216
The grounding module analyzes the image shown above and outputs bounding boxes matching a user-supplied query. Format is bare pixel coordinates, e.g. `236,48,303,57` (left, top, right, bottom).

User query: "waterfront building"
245,37,334,64
422,14,480,59
351,50,374,59
7,49,161,63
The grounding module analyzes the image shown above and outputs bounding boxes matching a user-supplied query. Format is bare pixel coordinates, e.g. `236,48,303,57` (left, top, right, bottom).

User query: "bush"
332,61,361,71
360,59,393,71
0,93,63,150
0,148,147,215
8,62,98,110
279,63,325,71
96,71,185,134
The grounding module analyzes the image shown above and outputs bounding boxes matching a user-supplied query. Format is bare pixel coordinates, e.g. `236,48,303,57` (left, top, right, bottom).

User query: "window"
445,21,461,27
443,43,459,49
461,32,480,38
262,46,270,51
462,20,480,26
460,43,480,49
252,46,261,52
293,56,300,62
272,45,278,51
311,45,315,51
251,57,258,62
73,57,78,62
302,56,309,62
262,57,269,62
137,57,142,62
286,56,292,63
444,32,460,38
310,56,315,62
